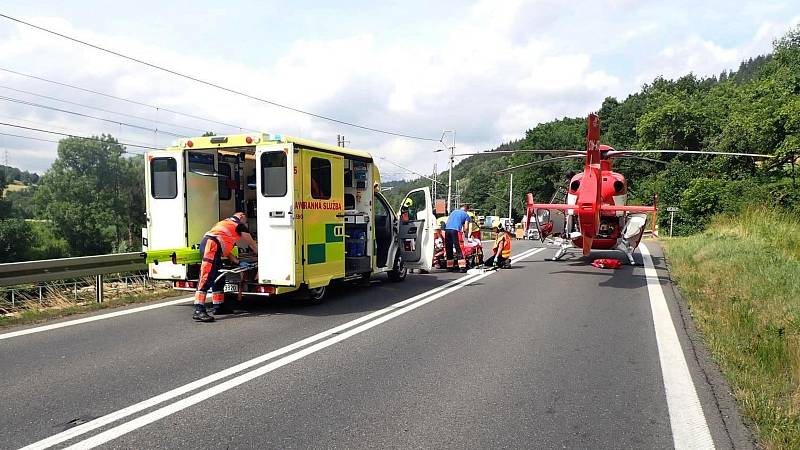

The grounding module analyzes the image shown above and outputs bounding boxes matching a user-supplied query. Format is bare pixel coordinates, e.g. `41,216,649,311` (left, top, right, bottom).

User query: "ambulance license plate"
223,283,238,293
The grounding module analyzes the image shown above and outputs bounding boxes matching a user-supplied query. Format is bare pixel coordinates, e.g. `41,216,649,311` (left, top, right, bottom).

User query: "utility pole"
432,163,437,202
508,173,513,219
444,131,455,213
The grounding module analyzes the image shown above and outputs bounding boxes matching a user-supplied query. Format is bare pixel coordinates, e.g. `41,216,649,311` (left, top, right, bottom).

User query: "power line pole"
432,163,437,201
508,173,513,218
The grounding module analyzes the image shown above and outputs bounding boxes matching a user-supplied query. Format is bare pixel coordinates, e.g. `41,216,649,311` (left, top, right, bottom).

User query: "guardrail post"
95,275,104,303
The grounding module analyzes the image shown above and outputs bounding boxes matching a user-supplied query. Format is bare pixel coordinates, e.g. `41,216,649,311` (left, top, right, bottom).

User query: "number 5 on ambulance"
143,133,437,304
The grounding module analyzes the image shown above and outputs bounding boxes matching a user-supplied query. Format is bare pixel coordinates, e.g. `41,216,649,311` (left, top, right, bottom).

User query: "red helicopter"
496,113,771,264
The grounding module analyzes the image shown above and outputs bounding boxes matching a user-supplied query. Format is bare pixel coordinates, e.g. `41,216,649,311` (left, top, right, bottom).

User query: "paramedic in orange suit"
193,212,258,322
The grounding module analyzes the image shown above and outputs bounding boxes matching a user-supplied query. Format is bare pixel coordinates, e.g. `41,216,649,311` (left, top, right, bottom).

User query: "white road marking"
639,243,714,449
0,297,194,341
23,247,544,449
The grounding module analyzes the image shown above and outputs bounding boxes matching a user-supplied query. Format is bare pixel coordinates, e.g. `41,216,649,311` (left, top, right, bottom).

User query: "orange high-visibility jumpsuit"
194,217,245,307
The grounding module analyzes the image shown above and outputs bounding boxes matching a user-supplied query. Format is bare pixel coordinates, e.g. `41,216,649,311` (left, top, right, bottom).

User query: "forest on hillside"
384,28,800,235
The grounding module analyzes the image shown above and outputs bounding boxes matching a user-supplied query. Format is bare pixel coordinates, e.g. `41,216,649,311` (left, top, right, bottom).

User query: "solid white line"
639,243,714,449
53,247,545,450
23,246,543,450
0,297,194,341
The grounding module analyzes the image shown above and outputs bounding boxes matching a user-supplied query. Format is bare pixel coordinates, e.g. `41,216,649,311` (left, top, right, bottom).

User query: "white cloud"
0,2,798,179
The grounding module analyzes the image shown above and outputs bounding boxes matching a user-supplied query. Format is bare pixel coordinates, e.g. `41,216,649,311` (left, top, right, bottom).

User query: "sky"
0,0,798,178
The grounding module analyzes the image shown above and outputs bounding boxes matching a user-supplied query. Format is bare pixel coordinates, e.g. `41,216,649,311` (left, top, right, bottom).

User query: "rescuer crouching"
193,212,258,322
483,220,512,269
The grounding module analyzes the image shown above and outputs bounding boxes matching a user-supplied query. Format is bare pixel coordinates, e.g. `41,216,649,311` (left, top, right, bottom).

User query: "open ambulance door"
256,143,296,286
397,187,435,272
145,151,188,279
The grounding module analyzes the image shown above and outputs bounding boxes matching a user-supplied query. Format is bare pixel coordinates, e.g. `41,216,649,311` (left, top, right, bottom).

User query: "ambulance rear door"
397,187,435,272
145,151,187,279
256,143,296,286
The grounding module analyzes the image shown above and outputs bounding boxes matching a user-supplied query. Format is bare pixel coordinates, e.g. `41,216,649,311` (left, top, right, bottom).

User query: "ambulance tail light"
174,281,197,289
254,285,274,294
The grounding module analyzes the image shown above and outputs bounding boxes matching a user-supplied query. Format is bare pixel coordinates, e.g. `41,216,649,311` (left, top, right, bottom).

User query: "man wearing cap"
193,212,258,322
443,204,471,272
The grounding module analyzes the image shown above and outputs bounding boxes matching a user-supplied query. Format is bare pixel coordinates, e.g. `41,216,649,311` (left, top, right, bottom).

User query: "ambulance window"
375,195,388,223
261,151,287,197
150,157,177,199
218,163,232,200
310,157,331,199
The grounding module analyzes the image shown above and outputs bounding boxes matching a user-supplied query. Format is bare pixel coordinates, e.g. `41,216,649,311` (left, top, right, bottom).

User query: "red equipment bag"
591,258,623,269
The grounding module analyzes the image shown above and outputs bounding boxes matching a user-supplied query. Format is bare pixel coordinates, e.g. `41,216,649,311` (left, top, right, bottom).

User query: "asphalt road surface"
0,240,753,449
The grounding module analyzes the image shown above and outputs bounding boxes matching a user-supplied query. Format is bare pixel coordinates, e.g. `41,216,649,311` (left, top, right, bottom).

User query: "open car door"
145,151,187,280
256,142,296,286
397,187,435,272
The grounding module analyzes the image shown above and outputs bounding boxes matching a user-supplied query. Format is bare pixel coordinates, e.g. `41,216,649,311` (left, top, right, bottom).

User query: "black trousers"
444,229,463,261
483,253,508,267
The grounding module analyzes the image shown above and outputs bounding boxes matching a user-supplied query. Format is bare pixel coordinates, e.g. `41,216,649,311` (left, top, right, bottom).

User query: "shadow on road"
205,272,467,320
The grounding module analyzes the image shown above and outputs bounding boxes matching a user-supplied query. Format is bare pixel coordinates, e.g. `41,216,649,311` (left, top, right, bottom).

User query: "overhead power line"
0,121,157,152
0,84,208,134
377,156,446,186
0,66,249,132
0,13,441,142
0,94,184,138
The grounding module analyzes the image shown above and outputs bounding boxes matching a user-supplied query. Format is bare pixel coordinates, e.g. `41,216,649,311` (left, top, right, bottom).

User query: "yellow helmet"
403,197,414,207
491,219,501,229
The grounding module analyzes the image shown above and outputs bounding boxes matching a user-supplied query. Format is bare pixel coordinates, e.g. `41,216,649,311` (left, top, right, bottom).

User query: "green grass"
663,206,800,450
0,288,177,329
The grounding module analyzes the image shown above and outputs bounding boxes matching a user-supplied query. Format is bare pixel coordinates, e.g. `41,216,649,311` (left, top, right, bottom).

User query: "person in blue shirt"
444,204,471,272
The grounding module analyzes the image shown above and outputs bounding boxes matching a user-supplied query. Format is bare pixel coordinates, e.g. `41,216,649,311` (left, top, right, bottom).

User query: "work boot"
212,302,234,316
192,304,214,322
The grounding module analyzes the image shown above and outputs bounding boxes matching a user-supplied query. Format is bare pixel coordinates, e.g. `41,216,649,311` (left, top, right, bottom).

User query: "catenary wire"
0,13,442,142
0,131,59,144
0,84,208,134
0,66,249,132
0,95,184,138
0,113,166,149
0,122,156,152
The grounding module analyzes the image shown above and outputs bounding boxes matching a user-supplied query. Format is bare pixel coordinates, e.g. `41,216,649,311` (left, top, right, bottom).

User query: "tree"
0,219,34,262
35,135,145,256
0,170,9,220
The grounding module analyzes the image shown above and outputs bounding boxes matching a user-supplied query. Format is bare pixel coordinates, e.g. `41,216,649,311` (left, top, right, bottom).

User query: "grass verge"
0,288,179,329
663,206,800,450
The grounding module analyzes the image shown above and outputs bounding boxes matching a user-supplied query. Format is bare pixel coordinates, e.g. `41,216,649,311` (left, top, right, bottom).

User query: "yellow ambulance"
144,133,436,302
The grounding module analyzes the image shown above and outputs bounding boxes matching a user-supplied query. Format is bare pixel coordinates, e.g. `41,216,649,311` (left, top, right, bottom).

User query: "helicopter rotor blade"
609,154,667,164
494,154,584,174
453,149,583,157
608,150,774,158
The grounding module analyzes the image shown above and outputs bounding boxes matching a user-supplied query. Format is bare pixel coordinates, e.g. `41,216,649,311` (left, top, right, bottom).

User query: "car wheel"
302,285,327,305
388,252,407,282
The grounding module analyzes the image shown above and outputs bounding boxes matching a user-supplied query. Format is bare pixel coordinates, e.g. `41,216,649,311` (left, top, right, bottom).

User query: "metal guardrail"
0,253,146,287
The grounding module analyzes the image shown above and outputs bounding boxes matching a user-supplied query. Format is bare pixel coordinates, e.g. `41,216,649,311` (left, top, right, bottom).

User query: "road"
0,240,752,449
